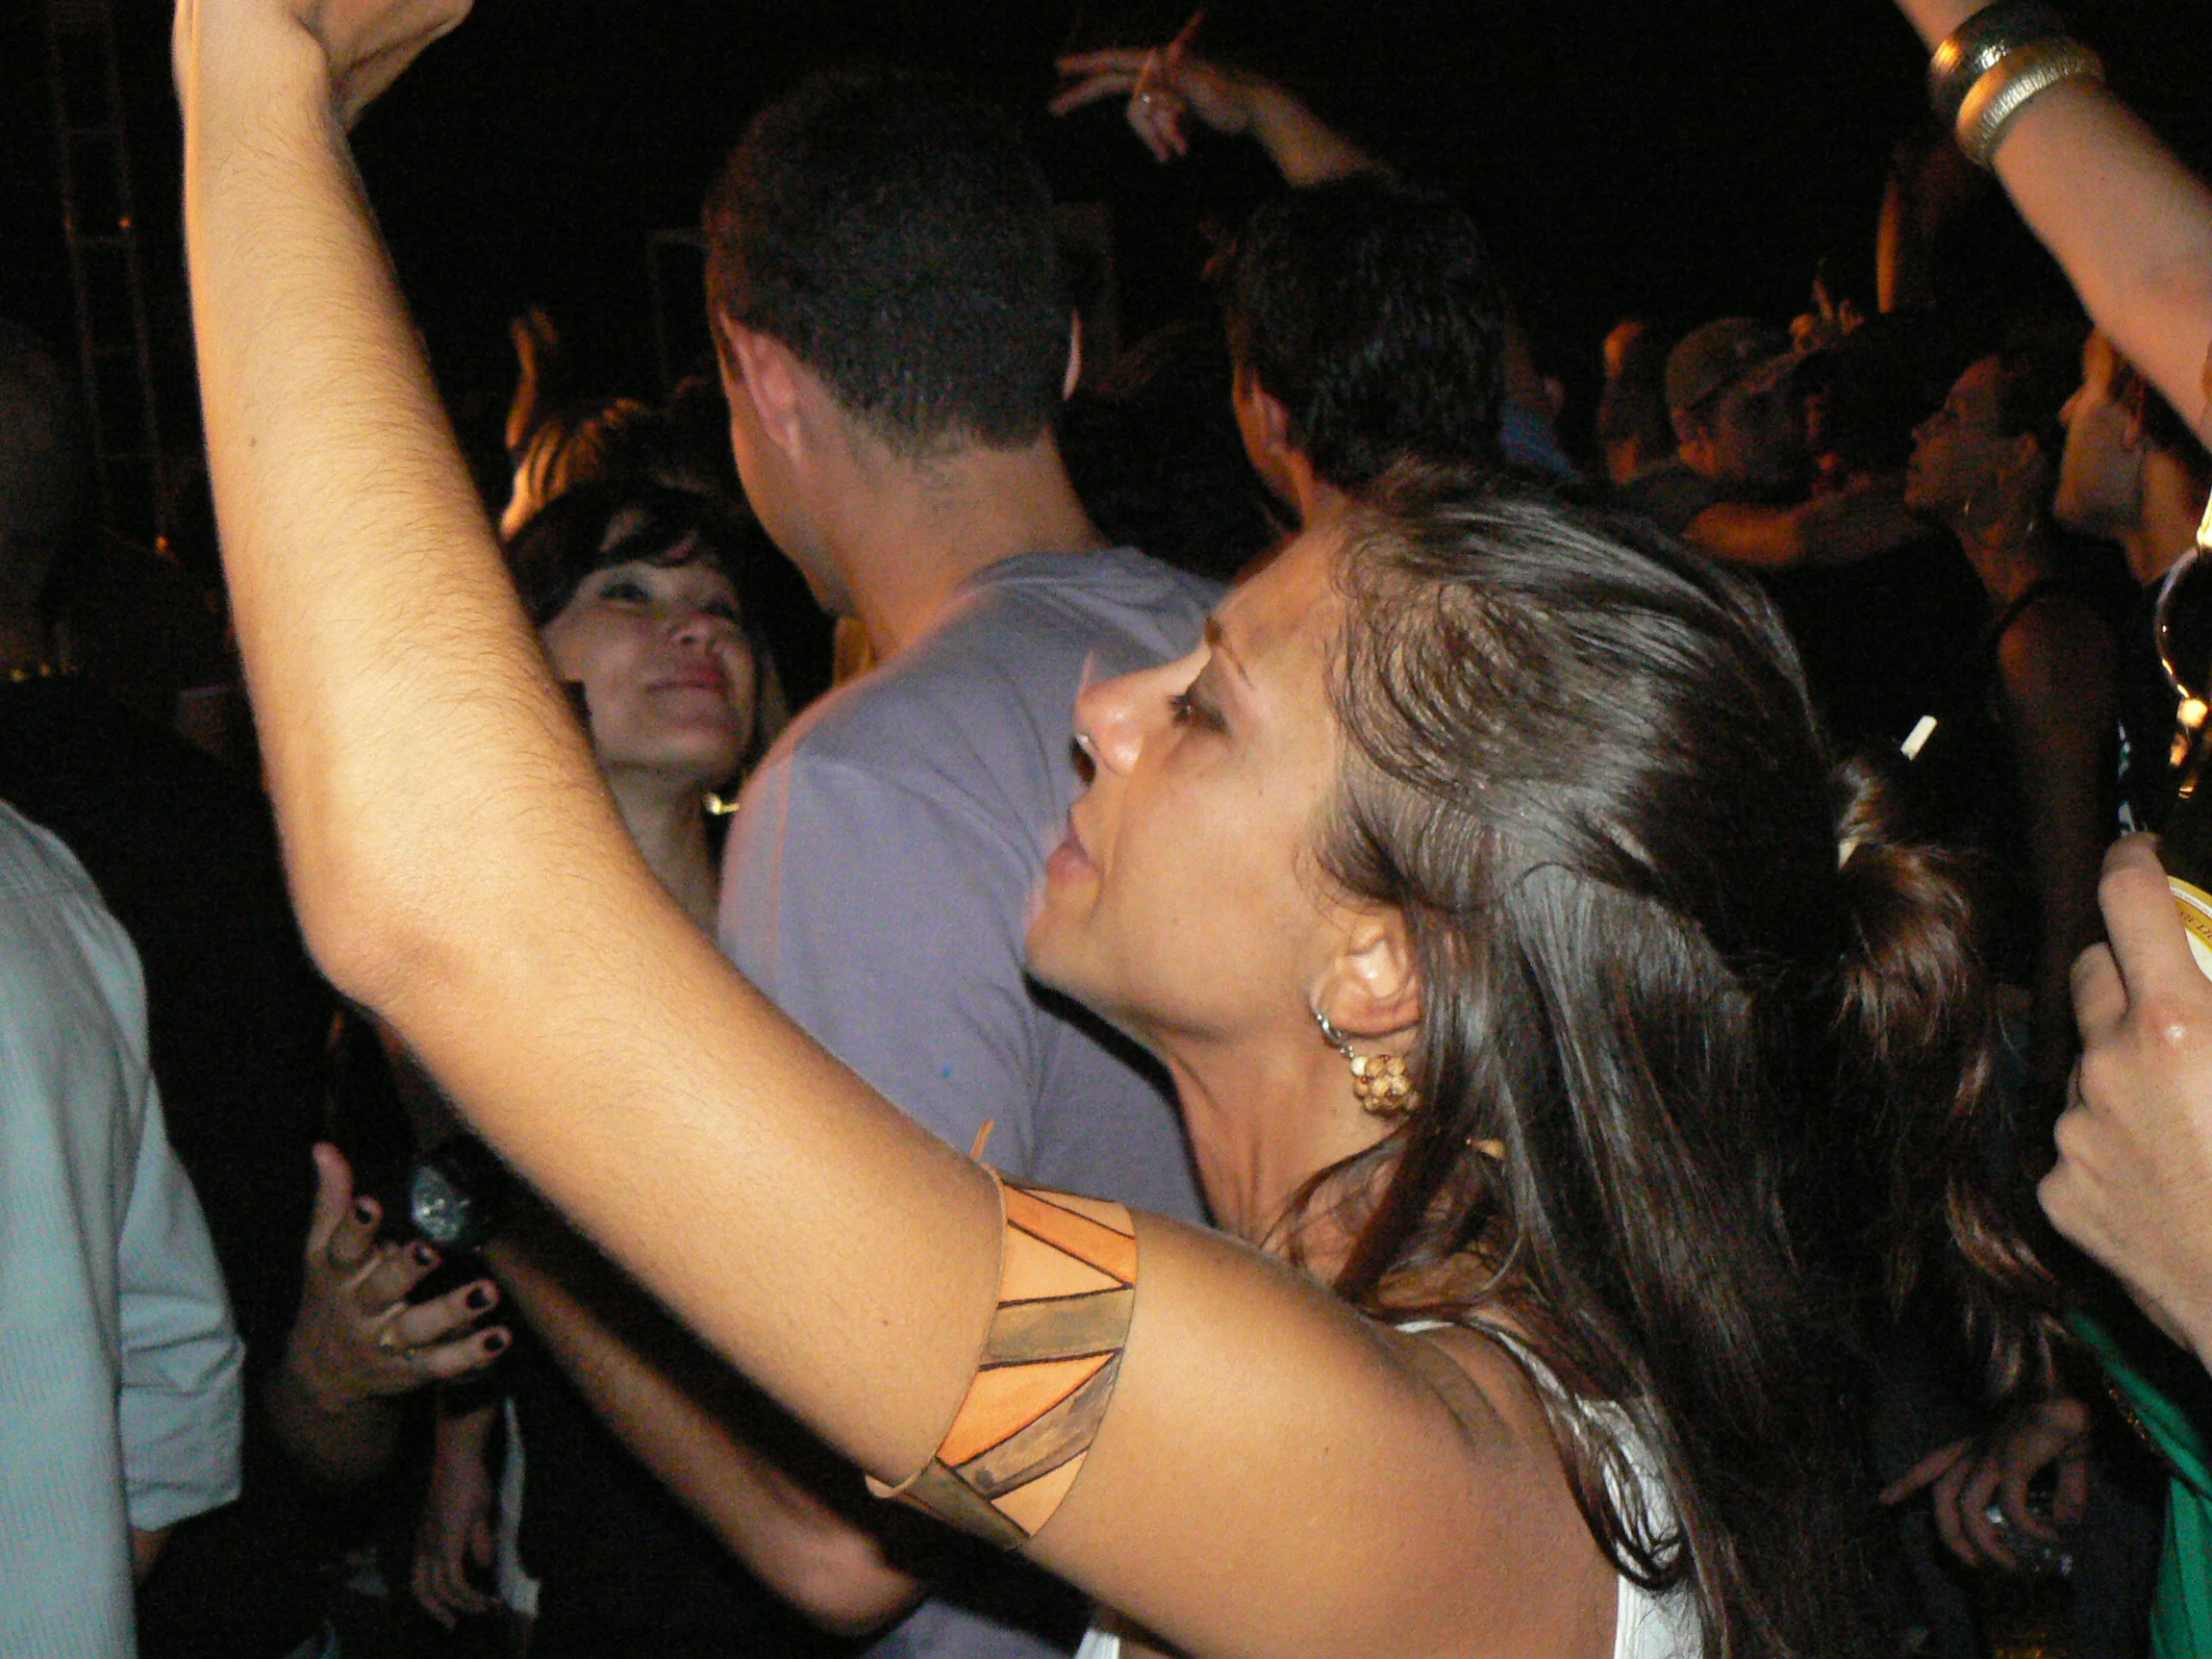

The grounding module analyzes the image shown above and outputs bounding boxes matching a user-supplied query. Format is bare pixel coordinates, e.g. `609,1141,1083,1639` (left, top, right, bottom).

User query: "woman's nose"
1074,653,1193,778
668,602,721,646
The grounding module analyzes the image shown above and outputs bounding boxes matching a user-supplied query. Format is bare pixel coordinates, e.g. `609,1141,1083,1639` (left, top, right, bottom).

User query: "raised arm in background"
1051,16,1382,187
1888,0,2212,441
177,6,1606,1656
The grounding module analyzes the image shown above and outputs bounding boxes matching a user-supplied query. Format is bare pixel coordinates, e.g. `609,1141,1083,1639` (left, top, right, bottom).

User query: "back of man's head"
0,321,93,603
1214,176,1505,492
704,67,1068,459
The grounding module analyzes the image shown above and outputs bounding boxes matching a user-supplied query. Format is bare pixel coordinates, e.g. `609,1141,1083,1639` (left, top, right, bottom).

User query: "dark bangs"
504,482,767,633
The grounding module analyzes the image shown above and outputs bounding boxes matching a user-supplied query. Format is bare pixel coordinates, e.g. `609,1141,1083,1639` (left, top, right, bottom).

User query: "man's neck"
2123,449,2210,588
1291,472,1350,531
835,434,1106,660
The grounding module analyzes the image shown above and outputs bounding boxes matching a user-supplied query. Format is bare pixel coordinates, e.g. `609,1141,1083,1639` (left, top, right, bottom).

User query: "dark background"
5,0,2209,560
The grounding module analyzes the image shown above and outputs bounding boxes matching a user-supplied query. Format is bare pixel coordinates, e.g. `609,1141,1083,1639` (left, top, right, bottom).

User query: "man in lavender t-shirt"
707,65,1211,1659
722,547,1212,1208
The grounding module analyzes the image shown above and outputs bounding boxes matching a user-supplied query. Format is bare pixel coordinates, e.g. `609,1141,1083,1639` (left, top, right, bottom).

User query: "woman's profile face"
1026,528,1351,1052
1906,355,2009,519
539,542,757,788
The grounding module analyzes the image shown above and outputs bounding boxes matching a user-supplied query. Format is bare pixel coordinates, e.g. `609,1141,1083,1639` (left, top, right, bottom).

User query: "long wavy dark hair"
1297,472,2056,1658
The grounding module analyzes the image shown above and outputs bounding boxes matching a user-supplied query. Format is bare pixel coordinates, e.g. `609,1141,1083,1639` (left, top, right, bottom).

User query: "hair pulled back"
1306,471,2053,1659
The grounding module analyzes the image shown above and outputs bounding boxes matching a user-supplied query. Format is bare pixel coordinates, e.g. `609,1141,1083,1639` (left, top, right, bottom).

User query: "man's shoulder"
783,548,1216,779
0,802,106,915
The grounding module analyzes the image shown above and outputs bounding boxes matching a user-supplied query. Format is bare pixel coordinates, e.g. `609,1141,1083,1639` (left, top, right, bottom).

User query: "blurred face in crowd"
1906,356,2017,522
2054,331,2143,537
1681,370,1807,492
1027,530,1352,1061
539,534,757,789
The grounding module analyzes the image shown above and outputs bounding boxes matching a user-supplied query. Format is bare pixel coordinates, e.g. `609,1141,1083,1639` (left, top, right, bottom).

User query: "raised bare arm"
177,7,1605,1654
1890,0,2212,440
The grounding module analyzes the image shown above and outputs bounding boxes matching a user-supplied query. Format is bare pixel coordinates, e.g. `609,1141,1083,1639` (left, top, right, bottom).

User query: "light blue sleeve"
115,1077,244,1531
0,808,240,1657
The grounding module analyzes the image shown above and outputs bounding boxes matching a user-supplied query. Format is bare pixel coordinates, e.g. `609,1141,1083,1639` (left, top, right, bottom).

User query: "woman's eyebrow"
1204,616,1255,688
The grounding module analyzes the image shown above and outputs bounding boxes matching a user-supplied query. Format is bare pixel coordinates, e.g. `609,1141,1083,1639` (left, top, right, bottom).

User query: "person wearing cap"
1620,316,1921,571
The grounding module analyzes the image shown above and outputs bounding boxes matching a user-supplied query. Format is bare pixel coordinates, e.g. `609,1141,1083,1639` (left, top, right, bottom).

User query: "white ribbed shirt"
0,805,243,1659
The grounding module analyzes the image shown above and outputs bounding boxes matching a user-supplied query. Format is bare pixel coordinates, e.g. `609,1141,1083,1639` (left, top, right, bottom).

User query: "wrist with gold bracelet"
1927,0,2104,170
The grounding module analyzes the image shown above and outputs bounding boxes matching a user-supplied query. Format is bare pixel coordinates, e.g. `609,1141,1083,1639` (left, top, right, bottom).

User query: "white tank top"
1071,1321,1700,1659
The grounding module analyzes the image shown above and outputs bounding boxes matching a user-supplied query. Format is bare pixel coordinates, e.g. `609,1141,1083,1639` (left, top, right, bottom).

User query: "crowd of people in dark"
9,1,2212,1657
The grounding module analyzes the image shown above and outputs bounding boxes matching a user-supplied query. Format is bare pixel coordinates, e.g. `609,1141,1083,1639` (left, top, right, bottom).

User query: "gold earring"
1315,1012,1419,1118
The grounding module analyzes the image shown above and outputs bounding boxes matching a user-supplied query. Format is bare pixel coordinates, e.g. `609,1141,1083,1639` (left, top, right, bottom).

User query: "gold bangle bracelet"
1955,37,2104,169
867,1172,1138,1548
1928,0,2067,126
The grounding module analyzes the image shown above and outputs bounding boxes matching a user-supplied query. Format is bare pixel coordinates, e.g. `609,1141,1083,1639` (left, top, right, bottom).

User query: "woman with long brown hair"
176,4,2043,1654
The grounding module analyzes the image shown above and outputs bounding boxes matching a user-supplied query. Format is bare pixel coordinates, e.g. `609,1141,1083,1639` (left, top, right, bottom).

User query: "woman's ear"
1311,905,1420,1043
1999,430,2051,505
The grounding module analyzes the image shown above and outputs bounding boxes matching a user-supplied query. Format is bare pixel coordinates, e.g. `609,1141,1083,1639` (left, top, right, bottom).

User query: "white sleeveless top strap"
1072,1320,1701,1659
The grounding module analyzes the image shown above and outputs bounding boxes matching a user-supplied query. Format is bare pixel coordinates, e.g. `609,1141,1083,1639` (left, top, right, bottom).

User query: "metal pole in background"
43,0,166,551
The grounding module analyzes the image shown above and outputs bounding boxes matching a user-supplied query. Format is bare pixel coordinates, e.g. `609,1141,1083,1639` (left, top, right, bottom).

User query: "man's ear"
2119,377,2153,450
1670,406,1701,450
1232,367,1297,467
1311,906,1421,1045
718,317,808,459
1064,314,1085,402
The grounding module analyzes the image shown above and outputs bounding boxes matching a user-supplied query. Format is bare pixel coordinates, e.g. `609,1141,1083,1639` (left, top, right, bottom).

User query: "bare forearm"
180,16,998,1484
1688,488,1914,572
1992,90,2212,440
490,1232,923,1636
1877,172,1932,314
1246,86,1383,187
1889,0,2212,437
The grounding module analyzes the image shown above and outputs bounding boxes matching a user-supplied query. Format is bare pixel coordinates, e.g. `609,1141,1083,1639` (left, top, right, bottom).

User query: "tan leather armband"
867,1174,1137,1547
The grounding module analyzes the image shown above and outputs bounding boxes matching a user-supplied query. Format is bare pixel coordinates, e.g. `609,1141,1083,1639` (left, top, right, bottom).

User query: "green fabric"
2070,1310,2212,1657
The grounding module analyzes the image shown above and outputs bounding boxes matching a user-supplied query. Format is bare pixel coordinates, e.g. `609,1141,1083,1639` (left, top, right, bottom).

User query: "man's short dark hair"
704,67,1068,457
1214,176,1505,491
1992,316,2087,472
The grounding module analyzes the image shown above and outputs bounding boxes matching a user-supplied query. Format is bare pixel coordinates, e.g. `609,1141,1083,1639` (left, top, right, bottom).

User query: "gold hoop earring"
1315,1011,1419,1118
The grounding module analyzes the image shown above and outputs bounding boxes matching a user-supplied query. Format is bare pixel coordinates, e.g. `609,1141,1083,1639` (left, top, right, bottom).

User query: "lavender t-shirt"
718,548,1215,1659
